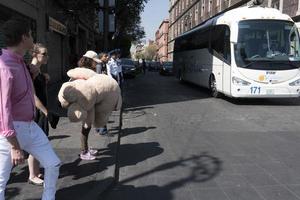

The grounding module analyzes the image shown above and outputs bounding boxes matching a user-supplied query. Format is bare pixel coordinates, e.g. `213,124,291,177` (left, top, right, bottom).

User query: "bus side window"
211,25,231,64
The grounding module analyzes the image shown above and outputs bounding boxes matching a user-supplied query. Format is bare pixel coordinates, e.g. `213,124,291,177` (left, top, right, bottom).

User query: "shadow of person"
59,142,164,180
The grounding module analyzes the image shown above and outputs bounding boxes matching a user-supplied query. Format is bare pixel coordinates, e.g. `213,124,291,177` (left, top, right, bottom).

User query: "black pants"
35,110,49,136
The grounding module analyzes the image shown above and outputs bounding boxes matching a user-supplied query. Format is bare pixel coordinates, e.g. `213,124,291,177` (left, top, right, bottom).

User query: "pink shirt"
0,49,35,137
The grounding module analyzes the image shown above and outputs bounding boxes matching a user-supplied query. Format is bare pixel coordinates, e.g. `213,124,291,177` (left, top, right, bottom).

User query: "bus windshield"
234,20,300,70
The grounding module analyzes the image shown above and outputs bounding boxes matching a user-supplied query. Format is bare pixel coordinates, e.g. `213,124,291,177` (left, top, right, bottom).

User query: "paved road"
103,71,300,200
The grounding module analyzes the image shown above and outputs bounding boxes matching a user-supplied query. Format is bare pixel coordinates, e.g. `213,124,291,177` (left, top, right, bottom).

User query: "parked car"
160,62,173,76
121,58,137,78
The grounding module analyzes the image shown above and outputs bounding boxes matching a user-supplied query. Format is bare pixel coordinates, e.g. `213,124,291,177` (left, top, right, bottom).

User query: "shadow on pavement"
224,96,300,106
48,135,70,141
58,141,163,179
103,153,222,200
5,187,20,200
108,126,156,137
121,126,156,137
101,142,164,168
123,74,210,109
56,177,114,200
124,106,155,112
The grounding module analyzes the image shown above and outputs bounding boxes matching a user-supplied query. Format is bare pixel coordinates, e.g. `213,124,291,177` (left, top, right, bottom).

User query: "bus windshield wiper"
242,59,299,68
242,59,272,68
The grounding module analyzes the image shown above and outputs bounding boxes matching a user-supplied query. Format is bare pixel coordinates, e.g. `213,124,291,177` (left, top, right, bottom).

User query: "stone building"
155,19,169,62
168,0,300,61
0,0,100,83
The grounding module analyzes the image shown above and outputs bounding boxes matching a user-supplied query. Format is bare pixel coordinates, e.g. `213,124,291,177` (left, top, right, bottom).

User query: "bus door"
211,25,231,94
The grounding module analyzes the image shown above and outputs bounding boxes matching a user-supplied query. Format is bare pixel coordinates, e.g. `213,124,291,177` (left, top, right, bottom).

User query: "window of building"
271,0,280,10
179,2,181,14
201,0,205,17
195,4,199,24
209,0,212,15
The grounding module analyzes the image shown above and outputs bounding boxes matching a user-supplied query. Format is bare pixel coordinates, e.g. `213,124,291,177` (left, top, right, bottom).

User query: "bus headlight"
289,79,300,86
232,76,251,86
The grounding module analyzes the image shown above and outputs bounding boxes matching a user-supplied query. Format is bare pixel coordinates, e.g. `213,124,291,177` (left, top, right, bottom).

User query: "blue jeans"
0,121,61,200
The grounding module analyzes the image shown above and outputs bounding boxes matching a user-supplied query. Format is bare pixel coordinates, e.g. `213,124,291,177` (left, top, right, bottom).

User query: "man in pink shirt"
0,19,60,200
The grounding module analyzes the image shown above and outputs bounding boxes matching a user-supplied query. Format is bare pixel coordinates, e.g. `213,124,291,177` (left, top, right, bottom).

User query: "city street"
103,71,300,200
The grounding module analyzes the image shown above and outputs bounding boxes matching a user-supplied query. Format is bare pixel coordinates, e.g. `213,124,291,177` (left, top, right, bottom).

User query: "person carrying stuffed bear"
58,50,122,160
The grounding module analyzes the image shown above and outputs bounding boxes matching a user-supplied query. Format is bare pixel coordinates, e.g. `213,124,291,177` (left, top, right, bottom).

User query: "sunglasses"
39,52,48,56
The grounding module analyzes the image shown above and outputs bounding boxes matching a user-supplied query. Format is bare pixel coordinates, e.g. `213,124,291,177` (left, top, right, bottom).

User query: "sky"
141,0,169,41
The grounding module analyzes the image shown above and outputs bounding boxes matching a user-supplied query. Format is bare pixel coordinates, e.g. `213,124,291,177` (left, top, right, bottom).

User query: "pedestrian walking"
142,59,146,74
0,19,61,200
26,43,60,186
77,50,101,160
95,52,110,135
96,52,109,74
107,50,120,84
116,49,124,86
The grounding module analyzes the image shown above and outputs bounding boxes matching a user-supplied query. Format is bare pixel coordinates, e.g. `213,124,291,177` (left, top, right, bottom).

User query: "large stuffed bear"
58,67,122,128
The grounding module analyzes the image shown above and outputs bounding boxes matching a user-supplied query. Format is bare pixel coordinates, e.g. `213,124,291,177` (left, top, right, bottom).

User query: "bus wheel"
209,75,221,98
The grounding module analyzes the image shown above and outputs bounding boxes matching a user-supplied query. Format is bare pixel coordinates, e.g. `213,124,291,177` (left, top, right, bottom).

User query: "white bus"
173,5,300,98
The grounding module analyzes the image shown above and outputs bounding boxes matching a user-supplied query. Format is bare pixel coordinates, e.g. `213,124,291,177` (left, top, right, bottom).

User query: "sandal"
37,174,44,180
28,177,44,186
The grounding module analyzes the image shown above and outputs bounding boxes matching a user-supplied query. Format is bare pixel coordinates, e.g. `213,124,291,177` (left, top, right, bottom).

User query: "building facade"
168,0,300,61
0,0,100,83
155,19,169,62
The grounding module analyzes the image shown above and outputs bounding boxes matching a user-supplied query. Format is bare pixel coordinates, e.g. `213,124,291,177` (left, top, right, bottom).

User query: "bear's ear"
67,68,97,80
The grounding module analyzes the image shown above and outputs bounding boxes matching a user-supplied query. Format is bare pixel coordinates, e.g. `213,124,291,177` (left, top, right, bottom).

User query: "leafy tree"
144,43,157,61
135,51,145,60
112,0,149,57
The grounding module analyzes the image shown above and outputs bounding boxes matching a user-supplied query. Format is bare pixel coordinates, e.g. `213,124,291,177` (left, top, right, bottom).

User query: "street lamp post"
99,0,116,51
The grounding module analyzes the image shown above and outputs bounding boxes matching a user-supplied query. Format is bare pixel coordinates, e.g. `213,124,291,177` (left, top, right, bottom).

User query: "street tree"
144,43,158,61
135,52,145,60
113,0,149,57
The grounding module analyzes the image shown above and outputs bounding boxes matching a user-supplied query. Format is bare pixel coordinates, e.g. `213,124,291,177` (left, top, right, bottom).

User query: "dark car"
148,61,161,71
159,62,173,76
121,58,137,78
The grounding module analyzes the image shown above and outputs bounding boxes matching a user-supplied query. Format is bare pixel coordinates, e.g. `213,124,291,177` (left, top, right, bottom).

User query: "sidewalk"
5,82,120,200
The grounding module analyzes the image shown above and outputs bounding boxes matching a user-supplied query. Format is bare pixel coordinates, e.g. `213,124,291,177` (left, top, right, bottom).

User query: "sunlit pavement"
103,71,300,200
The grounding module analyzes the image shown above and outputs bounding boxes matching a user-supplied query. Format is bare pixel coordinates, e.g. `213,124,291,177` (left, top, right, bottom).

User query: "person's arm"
34,95,48,116
0,68,24,165
43,73,50,83
96,64,102,74
107,62,112,77
28,64,40,80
